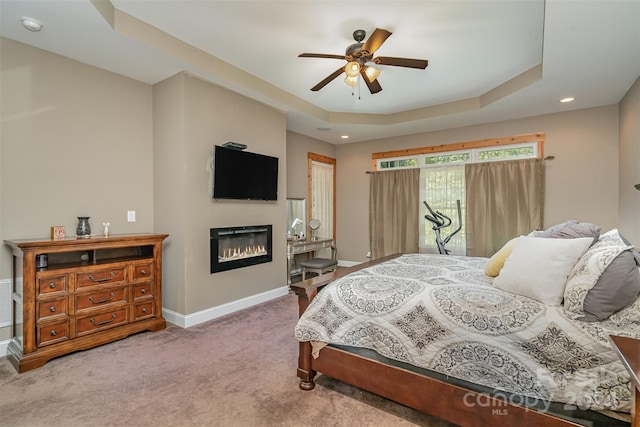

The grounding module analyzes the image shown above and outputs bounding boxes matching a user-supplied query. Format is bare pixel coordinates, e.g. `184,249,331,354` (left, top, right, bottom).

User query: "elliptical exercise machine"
423,199,462,255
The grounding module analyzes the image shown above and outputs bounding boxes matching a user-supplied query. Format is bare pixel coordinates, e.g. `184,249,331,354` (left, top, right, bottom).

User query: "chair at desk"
300,245,338,280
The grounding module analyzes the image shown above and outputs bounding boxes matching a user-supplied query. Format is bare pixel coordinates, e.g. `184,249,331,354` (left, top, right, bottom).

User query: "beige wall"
152,73,187,314
619,75,640,244
0,39,287,346
334,105,620,262
286,131,336,199
0,38,155,340
154,73,287,315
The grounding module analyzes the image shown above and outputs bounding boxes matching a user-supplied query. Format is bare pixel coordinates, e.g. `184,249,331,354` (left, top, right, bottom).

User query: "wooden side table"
610,335,640,426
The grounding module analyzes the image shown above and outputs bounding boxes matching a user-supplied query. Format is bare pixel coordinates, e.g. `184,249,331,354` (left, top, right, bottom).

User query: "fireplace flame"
219,244,267,262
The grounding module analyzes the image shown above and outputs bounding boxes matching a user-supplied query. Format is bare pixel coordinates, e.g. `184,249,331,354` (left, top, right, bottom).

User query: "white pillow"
494,236,593,306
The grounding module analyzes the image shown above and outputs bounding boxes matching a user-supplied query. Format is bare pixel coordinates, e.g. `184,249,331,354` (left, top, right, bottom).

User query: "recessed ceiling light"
340,135,349,139
559,97,575,103
21,16,43,32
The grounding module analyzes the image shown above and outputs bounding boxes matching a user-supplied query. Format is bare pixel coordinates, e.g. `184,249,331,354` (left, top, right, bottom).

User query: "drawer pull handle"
90,313,117,326
142,308,148,313
50,330,57,336
49,282,56,289
49,306,56,313
140,288,147,294
89,292,115,304
140,269,147,275
88,272,116,283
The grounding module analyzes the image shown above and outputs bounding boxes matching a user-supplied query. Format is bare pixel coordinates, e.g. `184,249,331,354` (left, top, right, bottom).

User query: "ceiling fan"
299,28,429,94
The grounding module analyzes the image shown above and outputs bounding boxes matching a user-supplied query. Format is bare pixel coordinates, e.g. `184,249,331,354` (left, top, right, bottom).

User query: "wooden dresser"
4,233,168,373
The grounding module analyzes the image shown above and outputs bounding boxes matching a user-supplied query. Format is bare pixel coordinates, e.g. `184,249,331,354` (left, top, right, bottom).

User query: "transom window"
377,142,538,170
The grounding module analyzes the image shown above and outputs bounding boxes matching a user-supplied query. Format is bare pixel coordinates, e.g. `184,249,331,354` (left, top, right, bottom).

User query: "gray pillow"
618,233,640,265
540,220,601,245
581,249,640,321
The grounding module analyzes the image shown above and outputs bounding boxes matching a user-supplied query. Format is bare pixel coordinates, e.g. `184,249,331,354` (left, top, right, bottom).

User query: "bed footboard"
292,254,401,391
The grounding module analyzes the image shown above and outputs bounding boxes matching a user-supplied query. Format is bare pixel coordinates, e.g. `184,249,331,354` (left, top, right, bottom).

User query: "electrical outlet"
127,211,136,222
366,251,371,258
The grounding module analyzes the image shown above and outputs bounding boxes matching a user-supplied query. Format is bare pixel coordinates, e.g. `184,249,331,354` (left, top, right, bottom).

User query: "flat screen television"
213,145,278,201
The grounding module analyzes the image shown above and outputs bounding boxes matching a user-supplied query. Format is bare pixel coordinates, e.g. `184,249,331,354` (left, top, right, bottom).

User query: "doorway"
307,152,336,246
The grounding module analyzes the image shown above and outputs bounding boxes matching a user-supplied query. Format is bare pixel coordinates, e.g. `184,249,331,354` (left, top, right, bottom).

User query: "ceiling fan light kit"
299,28,428,95
344,61,361,77
364,66,381,83
344,76,358,87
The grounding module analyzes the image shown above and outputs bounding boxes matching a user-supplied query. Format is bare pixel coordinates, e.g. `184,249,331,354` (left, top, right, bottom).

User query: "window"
423,152,471,166
372,133,544,254
476,143,537,162
420,165,466,255
378,157,418,170
376,142,538,170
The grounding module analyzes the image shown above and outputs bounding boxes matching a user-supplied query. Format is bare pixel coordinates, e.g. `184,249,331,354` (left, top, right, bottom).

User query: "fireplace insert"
210,225,272,273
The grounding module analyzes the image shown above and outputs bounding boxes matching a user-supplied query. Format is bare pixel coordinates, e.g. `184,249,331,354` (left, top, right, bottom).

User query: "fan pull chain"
351,75,361,100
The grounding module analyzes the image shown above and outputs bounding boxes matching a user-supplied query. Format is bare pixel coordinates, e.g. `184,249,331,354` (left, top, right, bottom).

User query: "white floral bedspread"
294,254,640,413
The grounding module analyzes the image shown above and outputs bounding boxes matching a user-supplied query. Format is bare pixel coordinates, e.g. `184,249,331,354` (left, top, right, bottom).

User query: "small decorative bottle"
76,217,92,238
103,222,110,237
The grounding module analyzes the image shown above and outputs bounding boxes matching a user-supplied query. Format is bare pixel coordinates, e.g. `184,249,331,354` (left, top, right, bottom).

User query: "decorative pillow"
539,220,601,245
581,250,640,321
484,237,519,277
493,236,593,306
564,228,638,321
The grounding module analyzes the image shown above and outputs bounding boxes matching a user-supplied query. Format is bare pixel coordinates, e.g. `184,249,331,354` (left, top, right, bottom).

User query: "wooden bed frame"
291,254,638,427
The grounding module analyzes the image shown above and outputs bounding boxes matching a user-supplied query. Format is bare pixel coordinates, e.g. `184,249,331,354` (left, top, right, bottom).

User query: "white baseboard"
0,278,11,328
162,285,290,328
338,260,362,267
0,339,9,357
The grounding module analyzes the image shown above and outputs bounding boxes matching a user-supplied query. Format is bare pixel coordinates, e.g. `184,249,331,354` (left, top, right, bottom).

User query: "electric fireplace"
210,225,272,273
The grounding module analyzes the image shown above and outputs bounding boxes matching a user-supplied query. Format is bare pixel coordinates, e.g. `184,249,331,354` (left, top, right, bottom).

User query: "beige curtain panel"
465,158,545,257
369,168,420,259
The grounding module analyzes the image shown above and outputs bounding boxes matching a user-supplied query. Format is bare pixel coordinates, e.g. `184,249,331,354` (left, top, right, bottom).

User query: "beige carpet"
0,292,457,427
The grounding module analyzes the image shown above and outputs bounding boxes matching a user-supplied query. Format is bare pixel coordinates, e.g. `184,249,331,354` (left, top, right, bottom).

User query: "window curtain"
310,160,334,240
369,168,420,259
465,158,544,257
419,164,466,255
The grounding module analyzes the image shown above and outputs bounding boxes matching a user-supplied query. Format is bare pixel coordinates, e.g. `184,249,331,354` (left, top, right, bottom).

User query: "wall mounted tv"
213,145,279,201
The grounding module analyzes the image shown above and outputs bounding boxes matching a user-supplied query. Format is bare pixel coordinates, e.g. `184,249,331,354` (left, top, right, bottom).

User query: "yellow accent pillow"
484,237,520,277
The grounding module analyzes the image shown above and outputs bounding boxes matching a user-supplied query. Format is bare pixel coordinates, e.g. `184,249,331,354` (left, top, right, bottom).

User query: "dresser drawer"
37,297,68,321
37,320,69,347
133,263,154,282
37,275,68,296
133,283,153,300
75,286,128,312
134,301,154,321
76,308,128,336
76,267,126,288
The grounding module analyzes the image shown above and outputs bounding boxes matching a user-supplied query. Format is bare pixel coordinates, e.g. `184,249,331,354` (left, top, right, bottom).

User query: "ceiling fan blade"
299,53,346,60
310,67,345,91
361,28,392,56
374,56,429,69
360,69,382,94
